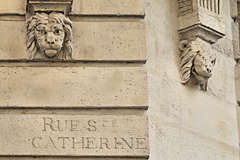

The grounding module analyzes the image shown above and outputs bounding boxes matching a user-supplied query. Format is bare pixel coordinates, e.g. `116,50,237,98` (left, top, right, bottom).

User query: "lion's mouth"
44,49,58,58
200,73,212,78
192,68,212,79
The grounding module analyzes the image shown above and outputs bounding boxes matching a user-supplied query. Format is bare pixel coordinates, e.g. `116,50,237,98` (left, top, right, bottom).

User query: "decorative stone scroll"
26,0,73,60
178,0,225,91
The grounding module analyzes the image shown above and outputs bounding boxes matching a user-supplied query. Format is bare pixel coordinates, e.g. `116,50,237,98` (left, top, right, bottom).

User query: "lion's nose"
47,40,54,45
207,68,211,73
46,33,55,45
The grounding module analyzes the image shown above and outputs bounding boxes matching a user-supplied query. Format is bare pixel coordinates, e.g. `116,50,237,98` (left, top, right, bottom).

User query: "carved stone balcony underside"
178,0,225,42
178,23,225,44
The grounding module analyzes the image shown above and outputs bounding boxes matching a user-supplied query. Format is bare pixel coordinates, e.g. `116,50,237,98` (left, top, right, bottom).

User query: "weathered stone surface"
212,37,234,57
232,22,240,59
0,114,149,157
146,0,240,160
0,21,26,60
0,0,26,15
71,0,144,16
237,107,240,144
178,0,193,16
209,53,236,103
0,21,146,61
0,157,147,160
150,115,239,160
178,0,225,41
230,0,238,19
28,0,72,15
0,0,144,16
235,63,240,105
73,21,146,61
0,67,147,108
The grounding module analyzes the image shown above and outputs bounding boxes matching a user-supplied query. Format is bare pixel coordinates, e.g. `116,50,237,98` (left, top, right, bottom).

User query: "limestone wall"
0,0,239,160
146,0,240,159
0,0,149,159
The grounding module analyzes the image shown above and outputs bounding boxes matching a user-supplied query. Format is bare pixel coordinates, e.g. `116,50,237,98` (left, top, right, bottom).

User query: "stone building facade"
0,0,239,160
147,0,240,159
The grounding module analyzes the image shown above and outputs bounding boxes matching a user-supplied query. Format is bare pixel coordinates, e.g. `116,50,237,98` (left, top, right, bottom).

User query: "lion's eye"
54,29,61,35
211,59,216,65
38,30,46,35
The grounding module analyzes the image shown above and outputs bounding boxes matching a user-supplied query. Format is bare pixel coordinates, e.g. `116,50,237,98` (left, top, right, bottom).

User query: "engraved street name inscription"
0,115,149,157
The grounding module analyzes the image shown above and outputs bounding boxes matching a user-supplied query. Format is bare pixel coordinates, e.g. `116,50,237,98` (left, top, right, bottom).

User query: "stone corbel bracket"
27,0,73,16
178,0,225,91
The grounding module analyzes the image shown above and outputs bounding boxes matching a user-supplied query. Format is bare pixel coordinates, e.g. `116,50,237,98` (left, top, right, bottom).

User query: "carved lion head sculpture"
27,12,72,60
179,39,216,91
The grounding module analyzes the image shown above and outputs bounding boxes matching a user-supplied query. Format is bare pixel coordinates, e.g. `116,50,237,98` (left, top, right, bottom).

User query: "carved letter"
136,137,147,149
42,117,56,132
72,137,85,149
32,137,42,148
87,120,97,132
100,137,111,149
58,137,70,149
86,137,97,149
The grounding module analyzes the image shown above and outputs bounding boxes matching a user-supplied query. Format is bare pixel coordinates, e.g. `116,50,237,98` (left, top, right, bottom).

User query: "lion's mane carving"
179,39,216,91
26,12,72,60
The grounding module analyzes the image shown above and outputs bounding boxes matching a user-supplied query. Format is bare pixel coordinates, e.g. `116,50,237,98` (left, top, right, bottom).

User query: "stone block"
236,64,240,105
0,0,26,15
0,0,144,16
230,0,238,19
28,0,72,15
0,67,148,108
237,107,240,143
71,0,144,16
0,21,146,61
0,21,26,60
0,157,148,160
208,52,236,103
73,21,146,61
232,22,240,59
182,95,239,147
150,115,239,160
0,114,149,157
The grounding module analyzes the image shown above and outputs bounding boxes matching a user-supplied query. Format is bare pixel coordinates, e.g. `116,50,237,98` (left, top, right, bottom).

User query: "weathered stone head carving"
27,12,72,60
179,39,216,91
